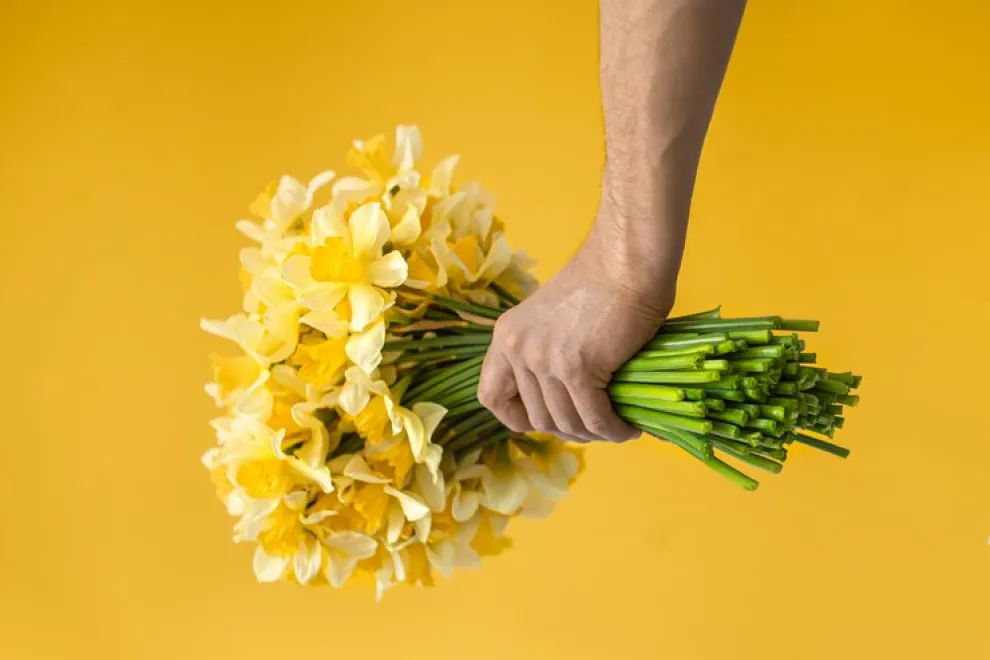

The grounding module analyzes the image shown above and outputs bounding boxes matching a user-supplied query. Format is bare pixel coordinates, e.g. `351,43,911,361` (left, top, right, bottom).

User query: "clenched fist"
478,226,677,443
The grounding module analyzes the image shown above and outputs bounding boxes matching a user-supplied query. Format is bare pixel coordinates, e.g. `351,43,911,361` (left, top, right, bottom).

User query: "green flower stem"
489,282,521,306
780,318,820,332
708,409,749,426
703,454,760,491
799,352,817,363
713,439,783,474
667,306,722,322
446,418,504,452
659,317,782,333
397,345,488,364
735,345,785,359
742,431,765,447
618,355,704,372
431,379,481,408
610,395,707,418
782,362,800,377
770,334,799,347
385,334,492,351
745,417,779,435
726,330,772,344
682,388,706,400
701,359,730,371
709,421,742,440
703,388,746,402
727,358,775,373
794,432,850,458
444,399,485,417
727,402,761,418
646,333,729,350
606,383,685,402
407,364,483,404
431,295,503,319
453,427,513,458
703,398,726,412
758,404,788,422
813,379,851,395
836,394,860,407
772,382,799,395
440,409,496,443
850,374,863,388
750,446,788,462
611,370,721,385
634,345,714,359
714,340,740,355
615,404,714,435
635,423,712,459
405,355,485,400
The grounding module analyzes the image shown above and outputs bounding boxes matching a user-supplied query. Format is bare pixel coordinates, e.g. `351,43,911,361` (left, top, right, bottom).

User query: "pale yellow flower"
283,201,407,332
216,414,334,498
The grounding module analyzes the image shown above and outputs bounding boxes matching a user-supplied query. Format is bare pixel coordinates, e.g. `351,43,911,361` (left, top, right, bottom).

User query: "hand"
478,216,678,443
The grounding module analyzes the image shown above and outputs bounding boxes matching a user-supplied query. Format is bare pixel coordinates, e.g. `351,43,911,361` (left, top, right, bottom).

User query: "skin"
478,0,747,442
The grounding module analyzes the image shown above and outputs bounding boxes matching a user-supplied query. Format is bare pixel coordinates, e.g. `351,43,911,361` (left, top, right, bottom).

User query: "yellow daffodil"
217,414,334,498
321,531,378,588
237,171,336,255
282,201,407,332
204,353,268,412
348,125,422,191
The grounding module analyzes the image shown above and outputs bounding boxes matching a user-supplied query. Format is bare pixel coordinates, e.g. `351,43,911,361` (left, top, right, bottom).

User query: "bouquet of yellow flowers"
202,126,861,595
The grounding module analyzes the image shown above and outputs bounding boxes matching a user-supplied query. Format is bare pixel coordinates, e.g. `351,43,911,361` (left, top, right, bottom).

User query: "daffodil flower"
217,415,334,499
282,201,407,332
236,171,336,260
321,531,378,588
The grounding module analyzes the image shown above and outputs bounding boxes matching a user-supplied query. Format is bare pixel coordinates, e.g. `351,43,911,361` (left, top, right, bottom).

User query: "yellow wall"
2,1,988,658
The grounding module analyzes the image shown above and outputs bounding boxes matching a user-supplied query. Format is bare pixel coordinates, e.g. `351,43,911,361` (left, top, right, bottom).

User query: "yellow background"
2,1,988,658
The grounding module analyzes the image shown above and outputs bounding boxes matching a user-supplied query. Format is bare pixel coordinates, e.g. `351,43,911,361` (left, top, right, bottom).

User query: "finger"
513,367,556,434
539,377,597,442
567,383,639,442
478,349,532,433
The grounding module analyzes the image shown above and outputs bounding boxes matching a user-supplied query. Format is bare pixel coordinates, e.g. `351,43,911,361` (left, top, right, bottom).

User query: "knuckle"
584,417,612,438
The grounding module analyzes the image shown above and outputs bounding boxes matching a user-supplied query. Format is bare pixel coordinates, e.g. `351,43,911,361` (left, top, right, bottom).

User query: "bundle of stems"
387,291,861,490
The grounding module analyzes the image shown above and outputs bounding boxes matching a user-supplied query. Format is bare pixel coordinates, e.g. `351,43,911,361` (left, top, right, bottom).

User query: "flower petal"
253,547,289,583
324,531,378,558
384,486,430,521
271,176,307,226
428,155,459,197
477,233,513,282
301,308,349,338
305,170,336,205
392,125,423,173
343,454,390,484
347,283,385,332
345,318,385,373
348,202,390,261
367,251,408,289
325,554,358,589
281,255,317,291
293,537,322,584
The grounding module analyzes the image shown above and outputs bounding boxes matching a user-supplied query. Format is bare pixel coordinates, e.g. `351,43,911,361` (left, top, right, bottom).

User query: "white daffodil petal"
342,455,390,484
271,176,307,226
239,247,266,275
324,531,377,559
415,464,445,512
384,486,430,521
253,547,289,583
281,255,317,291
345,318,385,374
325,555,358,589
412,402,447,442
386,500,404,545
347,283,385,332
429,155,459,197
293,537,323,584
426,542,455,580
393,125,423,172
305,170,336,204
477,234,513,282
452,488,481,522
348,202,390,260
414,515,431,543
482,470,529,515
287,458,334,493
390,205,422,246
300,309,349,338
367,251,408,289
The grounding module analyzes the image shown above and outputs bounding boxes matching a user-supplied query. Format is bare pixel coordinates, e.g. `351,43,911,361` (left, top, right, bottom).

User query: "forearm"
591,0,746,293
